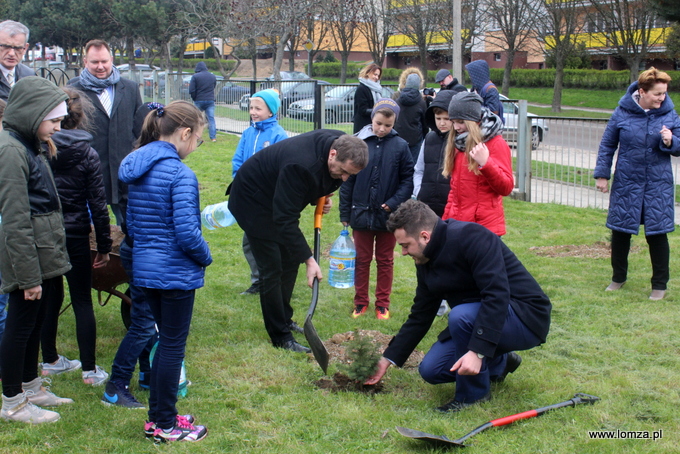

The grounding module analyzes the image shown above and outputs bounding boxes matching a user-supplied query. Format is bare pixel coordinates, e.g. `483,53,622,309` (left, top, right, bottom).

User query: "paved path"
528,103,614,114
530,178,680,226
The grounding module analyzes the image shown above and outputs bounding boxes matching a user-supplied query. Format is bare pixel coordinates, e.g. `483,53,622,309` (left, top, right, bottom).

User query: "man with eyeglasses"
0,21,35,102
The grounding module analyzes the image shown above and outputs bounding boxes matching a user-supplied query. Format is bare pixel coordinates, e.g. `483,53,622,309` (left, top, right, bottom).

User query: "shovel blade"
304,317,329,374
396,426,465,448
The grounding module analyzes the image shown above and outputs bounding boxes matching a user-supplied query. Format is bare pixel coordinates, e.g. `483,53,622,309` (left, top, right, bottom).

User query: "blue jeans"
419,302,542,403
109,242,157,385
144,287,195,429
194,100,216,140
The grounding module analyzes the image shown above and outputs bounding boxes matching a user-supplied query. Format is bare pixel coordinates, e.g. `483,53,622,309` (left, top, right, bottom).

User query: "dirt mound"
529,241,613,259
314,329,424,394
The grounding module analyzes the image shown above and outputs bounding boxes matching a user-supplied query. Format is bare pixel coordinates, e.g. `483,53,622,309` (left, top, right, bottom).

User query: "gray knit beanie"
405,73,421,90
448,91,483,122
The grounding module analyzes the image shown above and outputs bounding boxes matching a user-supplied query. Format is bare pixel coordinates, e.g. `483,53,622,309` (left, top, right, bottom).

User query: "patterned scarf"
78,66,121,94
454,108,504,151
359,77,383,105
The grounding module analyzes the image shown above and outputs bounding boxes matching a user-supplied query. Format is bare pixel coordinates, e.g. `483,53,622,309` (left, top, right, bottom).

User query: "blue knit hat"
371,97,400,119
251,89,281,115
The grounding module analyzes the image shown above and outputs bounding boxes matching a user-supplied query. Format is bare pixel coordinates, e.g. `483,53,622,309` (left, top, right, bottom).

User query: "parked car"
287,84,394,124
500,94,548,150
238,80,331,114
265,71,310,81
217,81,250,104
280,80,330,116
117,63,159,76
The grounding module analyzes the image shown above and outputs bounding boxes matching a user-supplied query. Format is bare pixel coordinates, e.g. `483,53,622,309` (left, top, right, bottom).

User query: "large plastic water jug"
201,201,236,230
328,229,355,288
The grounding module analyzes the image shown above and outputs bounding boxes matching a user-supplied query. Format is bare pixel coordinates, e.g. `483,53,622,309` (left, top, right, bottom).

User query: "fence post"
313,81,323,130
516,100,532,202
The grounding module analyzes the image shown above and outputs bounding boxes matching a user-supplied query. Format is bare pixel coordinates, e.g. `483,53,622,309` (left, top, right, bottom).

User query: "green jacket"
0,76,71,293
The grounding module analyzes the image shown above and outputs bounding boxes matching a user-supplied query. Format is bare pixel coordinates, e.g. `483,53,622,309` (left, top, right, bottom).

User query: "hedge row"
486,68,680,91
311,63,680,91
167,59,680,91
168,57,237,72
308,62,400,80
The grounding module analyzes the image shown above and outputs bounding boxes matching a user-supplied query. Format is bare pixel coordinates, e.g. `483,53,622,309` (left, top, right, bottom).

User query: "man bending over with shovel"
366,200,551,412
229,130,368,353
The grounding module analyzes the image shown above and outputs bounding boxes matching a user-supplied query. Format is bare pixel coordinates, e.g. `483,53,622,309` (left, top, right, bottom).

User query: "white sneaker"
23,377,74,406
82,366,109,386
437,300,450,317
40,355,81,376
1,393,60,424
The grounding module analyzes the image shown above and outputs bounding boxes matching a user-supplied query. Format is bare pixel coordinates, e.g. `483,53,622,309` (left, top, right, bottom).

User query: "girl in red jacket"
442,92,513,236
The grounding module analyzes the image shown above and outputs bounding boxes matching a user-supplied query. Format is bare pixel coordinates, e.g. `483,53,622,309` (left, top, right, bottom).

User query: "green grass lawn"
9,133,678,453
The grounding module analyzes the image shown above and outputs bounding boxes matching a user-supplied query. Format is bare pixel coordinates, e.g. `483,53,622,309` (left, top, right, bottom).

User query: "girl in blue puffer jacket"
119,101,212,443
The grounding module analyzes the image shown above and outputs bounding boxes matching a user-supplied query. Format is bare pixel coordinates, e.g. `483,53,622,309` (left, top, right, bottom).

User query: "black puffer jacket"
394,88,428,147
417,90,455,216
339,126,414,231
50,129,112,253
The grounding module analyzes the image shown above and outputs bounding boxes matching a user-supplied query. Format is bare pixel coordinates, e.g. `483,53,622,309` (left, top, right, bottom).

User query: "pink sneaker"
145,414,198,439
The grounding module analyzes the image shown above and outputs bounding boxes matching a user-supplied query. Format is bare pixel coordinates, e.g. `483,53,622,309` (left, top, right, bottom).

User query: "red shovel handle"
491,409,539,427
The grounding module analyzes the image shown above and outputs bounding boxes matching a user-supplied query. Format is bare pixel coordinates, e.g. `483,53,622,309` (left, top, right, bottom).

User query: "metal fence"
511,101,680,224
139,72,398,137
47,68,680,220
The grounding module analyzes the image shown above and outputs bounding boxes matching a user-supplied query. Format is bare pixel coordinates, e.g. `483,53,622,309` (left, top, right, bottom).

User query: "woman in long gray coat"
594,67,680,300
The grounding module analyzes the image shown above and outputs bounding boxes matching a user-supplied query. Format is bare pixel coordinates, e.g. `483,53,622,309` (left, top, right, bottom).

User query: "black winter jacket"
383,219,551,367
189,61,216,102
441,77,467,94
229,129,347,263
339,126,414,231
394,88,428,147
353,83,376,134
417,90,455,216
50,129,112,253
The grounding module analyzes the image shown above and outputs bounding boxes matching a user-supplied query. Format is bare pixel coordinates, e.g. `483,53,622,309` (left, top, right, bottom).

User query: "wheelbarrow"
59,250,132,328
90,250,132,328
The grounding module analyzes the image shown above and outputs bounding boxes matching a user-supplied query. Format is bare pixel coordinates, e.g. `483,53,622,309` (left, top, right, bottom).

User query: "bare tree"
483,0,542,95
356,0,394,66
536,0,584,112
586,0,669,82
287,1,330,73
184,0,241,77
390,0,446,78
287,21,303,72
328,0,364,82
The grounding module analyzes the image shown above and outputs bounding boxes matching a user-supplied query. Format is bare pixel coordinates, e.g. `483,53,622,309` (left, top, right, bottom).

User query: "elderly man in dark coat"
68,39,145,224
229,130,368,353
0,21,35,102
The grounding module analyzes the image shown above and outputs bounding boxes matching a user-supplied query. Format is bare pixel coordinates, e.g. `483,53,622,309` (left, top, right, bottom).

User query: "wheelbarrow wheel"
121,287,131,330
